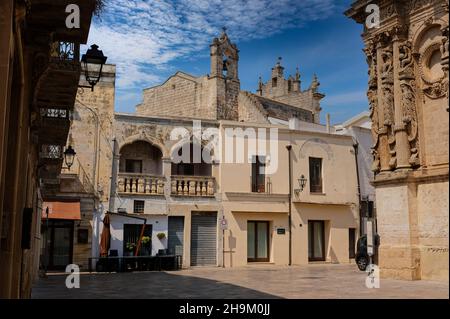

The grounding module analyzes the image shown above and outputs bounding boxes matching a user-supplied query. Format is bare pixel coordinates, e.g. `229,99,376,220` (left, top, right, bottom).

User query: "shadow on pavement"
32,271,282,299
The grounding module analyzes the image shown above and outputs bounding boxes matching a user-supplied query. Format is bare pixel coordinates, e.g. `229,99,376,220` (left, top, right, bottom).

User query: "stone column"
162,157,172,199
392,32,411,169
376,40,391,172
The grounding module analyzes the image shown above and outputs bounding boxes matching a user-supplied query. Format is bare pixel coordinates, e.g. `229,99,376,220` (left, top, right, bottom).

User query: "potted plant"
140,236,151,256
125,242,136,256
156,232,166,240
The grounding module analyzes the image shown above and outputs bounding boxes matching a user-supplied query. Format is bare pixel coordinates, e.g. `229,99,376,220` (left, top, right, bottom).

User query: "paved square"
32,264,449,299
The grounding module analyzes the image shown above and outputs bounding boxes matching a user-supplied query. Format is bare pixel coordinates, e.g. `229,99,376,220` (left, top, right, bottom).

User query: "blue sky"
87,0,367,124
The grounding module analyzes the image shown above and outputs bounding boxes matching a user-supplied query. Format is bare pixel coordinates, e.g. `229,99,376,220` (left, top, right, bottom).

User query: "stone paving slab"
32,264,449,299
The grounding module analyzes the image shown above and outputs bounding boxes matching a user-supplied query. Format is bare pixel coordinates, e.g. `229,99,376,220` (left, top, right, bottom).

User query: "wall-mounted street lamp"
64,145,76,170
294,174,307,196
80,44,108,91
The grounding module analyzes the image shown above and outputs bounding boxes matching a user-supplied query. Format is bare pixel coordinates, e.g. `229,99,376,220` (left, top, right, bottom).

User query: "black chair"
109,249,118,257
157,249,168,256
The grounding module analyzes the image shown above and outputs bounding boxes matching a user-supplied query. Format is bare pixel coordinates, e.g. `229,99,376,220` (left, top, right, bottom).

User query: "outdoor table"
88,255,182,273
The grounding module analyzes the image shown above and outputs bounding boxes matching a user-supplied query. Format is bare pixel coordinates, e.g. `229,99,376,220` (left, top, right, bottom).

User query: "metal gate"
190,212,217,266
168,216,184,256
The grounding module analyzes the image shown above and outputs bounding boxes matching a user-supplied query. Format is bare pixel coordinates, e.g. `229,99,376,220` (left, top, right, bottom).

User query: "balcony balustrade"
251,176,272,194
118,173,165,195
171,176,215,197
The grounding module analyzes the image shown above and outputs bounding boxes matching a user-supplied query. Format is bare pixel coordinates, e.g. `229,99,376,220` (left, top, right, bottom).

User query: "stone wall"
72,197,95,270
238,91,268,123
136,73,217,120
70,64,116,203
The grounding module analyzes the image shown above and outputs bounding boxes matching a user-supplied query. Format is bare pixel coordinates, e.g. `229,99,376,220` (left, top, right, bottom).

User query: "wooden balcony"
118,173,165,196
171,176,216,197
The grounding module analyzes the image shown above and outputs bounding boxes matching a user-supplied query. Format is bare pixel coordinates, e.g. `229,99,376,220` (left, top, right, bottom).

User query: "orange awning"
42,201,81,220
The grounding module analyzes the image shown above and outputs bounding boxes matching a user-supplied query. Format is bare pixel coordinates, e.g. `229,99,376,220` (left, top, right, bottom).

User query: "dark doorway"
349,228,356,259
123,224,152,256
308,220,325,261
41,220,74,270
168,216,184,256
247,221,270,262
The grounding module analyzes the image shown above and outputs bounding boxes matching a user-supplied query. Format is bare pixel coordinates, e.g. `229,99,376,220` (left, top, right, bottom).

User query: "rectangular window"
77,229,89,244
272,77,277,87
309,157,323,193
251,156,265,193
133,200,145,214
125,159,142,173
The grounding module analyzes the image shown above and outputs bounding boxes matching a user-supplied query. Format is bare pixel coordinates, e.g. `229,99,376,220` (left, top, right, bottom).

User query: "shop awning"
42,201,81,220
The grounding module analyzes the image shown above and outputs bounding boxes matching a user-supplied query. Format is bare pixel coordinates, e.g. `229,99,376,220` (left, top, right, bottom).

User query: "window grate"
133,200,145,214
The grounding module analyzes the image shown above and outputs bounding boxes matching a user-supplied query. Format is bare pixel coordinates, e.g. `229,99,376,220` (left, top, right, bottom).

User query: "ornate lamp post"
63,145,76,170
294,174,307,196
80,44,108,91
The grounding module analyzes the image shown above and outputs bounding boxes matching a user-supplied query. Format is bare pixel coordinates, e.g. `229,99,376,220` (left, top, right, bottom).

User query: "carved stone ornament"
419,41,448,99
365,43,381,173
380,46,396,170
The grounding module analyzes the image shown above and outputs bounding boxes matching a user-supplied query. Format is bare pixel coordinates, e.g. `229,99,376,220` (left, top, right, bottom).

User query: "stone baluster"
171,180,177,195
125,178,131,193
157,179,164,194
196,181,201,196
183,180,189,195
202,181,211,196
189,180,196,195
144,178,150,194
151,178,157,194
138,178,145,193
177,180,183,195
118,177,125,193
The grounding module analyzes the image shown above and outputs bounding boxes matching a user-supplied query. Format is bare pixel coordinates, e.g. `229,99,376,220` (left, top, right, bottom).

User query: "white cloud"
87,0,337,91
323,90,367,106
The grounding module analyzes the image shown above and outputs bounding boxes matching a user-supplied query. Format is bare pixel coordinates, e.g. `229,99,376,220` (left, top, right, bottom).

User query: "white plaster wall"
115,196,167,215
105,214,168,257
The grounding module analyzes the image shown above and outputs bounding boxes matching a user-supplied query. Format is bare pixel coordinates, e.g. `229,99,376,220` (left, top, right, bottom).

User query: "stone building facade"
69,30,369,270
346,0,449,280
0,0,98,298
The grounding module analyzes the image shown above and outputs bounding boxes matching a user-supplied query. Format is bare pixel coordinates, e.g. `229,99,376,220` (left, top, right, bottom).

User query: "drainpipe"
286,145,292,266
352,140,363,236
108,138,119,212
75,99,100,194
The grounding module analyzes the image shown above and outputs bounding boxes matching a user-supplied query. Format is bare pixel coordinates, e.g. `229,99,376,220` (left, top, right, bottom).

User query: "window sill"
310,192,326,196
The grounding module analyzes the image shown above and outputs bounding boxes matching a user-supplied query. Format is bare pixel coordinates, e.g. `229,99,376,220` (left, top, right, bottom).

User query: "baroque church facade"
346,0,449,280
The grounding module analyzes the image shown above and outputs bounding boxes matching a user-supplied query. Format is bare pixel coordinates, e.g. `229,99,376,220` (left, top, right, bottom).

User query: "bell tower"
209,28,240,120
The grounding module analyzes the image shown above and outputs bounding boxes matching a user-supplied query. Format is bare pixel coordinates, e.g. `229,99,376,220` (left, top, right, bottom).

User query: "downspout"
75,99,100,194
286,145,292,266
108,138,119,212
352,140,363,236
